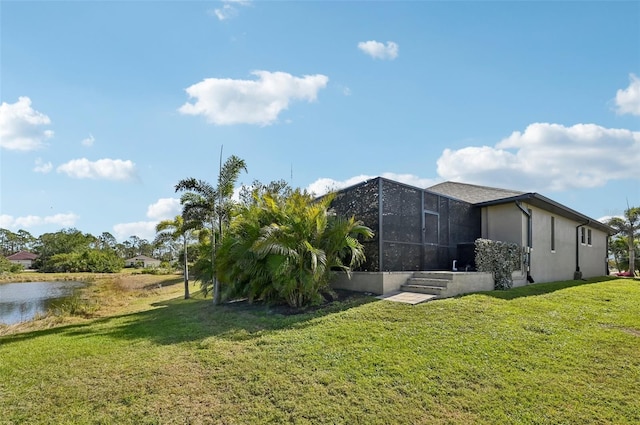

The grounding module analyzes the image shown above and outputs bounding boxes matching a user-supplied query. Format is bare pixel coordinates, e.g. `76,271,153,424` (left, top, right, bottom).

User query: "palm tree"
217,189,373,308
156,215,192,299
175,155,247,304
607,206,640,276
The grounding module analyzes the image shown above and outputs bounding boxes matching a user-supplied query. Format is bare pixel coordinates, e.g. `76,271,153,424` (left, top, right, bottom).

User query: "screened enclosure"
330,177,481,272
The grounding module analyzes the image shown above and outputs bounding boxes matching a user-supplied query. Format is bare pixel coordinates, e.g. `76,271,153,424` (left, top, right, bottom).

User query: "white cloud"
112,197,181,241
307,173,437,196
146,198,181,221
81,133,95,147
437,123,640,191
33,158,53,174
357,40,399,60
113,221,158,242
615,73,640,116
178,70,329,126
57,158,138,181
209,0,251,21
0,212,79,230
0,97,54,151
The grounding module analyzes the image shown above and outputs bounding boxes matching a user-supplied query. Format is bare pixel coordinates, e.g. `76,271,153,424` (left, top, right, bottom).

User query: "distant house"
329,178,613,297
125,255,161,268
6,251,39,269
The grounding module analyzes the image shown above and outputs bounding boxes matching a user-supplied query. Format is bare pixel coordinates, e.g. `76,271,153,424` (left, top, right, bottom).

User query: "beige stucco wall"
483,203,608,283
331,272,415,295
481,203,523,245
9,259,33,268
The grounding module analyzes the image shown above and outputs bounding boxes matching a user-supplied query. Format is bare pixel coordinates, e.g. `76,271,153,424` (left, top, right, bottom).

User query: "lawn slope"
1,277,639,424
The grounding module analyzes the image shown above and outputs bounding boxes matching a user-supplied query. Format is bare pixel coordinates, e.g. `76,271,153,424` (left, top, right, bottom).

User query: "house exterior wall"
9,259,33,268
578,225,608,278
481,203,523,245
125,257,161,268
483,203,608,283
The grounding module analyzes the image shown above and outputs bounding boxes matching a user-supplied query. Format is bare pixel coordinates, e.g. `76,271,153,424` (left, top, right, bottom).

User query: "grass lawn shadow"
478,275,622,300
1,290,377,347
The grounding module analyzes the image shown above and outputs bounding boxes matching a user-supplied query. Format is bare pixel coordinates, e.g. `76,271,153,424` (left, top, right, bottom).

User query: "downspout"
515,201,534,283
574,219,591,280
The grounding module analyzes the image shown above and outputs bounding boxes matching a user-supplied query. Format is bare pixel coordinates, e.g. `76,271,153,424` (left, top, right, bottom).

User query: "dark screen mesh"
330,178,481,271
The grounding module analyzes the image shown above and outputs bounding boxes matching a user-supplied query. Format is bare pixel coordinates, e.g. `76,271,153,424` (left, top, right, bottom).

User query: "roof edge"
475,193,614,234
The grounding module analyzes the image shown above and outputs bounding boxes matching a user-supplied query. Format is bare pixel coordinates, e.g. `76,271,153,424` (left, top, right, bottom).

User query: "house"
329,177,612,296
125,255,161,268
6,251,39,269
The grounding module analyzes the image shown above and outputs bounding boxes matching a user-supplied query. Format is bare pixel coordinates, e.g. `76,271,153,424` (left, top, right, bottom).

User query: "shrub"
475,238,523,290
41,250,124,273
0,257,23,274
216,189,373,308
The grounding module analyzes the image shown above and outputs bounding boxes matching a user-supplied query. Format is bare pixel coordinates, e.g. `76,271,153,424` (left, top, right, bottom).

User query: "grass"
0,275,639,424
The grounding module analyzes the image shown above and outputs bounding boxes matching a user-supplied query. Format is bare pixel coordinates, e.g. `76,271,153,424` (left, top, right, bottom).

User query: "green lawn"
1,276,639,424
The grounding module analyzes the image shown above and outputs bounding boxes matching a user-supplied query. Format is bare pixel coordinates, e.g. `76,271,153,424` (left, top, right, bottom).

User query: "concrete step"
400,284,446,296
413,271,455,280
405,277,449,287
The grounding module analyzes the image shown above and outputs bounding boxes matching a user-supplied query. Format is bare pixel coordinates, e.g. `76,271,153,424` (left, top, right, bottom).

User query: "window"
580,227,586,244
550,216,555,252
587,229,592,246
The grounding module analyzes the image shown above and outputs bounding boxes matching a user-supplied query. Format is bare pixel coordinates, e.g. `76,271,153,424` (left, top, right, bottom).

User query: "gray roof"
427,181,613,234
427,181,526,204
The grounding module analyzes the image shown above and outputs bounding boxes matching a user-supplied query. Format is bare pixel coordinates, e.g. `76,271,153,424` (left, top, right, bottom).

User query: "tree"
33,228,96,268
607,206,640,276
175,154,247,304
217,189,373,308
97,232,118,251
156,215,193,299
239,179,292,206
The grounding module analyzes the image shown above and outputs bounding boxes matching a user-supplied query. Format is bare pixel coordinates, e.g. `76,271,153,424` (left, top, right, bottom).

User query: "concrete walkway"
376,291,438,305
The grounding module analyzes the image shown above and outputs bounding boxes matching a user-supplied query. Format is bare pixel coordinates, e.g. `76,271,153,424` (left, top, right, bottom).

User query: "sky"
1,0,639,242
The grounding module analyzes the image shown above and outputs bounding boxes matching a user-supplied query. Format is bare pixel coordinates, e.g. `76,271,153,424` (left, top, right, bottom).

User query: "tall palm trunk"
211,217,220,305
629,234,636,276
183,235,190,299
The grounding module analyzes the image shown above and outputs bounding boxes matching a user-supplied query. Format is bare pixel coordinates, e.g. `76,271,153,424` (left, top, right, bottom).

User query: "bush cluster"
475,238,523,290
216,189,373,308
40,250,124,273
0,257,23,274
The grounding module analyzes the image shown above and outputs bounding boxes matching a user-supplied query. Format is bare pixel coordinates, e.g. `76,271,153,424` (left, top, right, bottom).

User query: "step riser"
400,285,445,296
406,278,448,287
413,272,454,280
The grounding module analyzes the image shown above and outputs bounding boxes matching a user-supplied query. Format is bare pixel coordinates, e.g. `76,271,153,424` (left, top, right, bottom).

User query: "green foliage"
607,206,640,275
0,228,36,256
175,155,248,305
216,189,373,308
475,238,523,290
155,215,193,299
41,249,124,273
0,256,23,273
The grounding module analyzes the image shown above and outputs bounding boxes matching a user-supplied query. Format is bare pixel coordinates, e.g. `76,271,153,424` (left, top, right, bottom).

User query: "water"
0,281,85,325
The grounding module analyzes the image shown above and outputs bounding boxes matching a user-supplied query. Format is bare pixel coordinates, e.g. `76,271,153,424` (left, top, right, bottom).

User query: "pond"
0,281,85,325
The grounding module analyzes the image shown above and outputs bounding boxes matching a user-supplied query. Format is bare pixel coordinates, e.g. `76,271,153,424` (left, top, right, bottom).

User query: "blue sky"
1,0,639,242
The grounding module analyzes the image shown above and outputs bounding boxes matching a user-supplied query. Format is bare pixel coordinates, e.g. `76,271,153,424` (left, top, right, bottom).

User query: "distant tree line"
0,228,176,273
